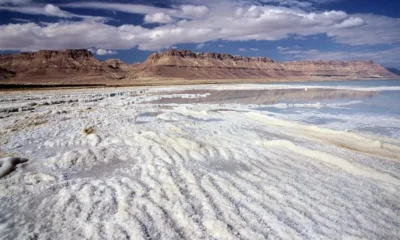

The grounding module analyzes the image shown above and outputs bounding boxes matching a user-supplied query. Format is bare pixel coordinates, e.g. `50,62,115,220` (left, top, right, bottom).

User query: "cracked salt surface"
0,82,400,240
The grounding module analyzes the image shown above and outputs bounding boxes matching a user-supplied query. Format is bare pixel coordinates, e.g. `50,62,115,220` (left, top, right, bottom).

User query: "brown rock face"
0,49,127,83
0,49,397,85
0,67,16,80
134,49,284,79
133,49,397,80
104,59,139,72
282,61,394,79
147,49,275,63
0,49,106,75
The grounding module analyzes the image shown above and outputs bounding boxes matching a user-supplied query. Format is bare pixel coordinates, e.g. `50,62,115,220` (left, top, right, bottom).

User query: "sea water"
257,79,400,138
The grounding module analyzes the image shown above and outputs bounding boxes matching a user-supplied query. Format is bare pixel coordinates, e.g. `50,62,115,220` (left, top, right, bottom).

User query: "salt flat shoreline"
1,84,399,239
1,77,399,92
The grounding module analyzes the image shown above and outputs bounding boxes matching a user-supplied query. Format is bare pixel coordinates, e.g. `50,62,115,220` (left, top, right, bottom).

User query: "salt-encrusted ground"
0,84,399,240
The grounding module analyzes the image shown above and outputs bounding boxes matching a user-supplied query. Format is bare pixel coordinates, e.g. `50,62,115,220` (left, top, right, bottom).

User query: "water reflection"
150,89,378,105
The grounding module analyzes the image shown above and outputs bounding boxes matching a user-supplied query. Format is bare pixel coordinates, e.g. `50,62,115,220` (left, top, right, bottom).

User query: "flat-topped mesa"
284,60,376,66
283,60,393,78
0,48,397,83
37,49,94,59
0,49,130,83
135,49,397,79
148,49,275,63
0,49,94,61
0,49,113,77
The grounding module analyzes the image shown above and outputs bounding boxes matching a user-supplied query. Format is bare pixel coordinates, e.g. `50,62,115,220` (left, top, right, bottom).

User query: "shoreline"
1,77,399,92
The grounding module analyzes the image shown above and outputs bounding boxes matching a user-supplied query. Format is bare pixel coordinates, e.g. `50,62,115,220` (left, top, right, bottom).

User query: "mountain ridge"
0,49,398,85
134,49,397,80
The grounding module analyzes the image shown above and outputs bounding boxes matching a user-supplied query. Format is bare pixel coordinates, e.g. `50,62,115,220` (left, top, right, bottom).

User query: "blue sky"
0,0,400,68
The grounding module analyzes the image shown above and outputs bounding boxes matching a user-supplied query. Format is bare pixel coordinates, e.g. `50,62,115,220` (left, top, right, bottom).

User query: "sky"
0,0,400,68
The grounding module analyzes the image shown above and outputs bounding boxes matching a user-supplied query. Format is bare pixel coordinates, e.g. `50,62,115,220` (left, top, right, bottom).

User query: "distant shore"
1,77,399,91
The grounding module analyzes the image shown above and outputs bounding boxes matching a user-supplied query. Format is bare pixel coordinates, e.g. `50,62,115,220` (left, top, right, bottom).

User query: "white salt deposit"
0,157,28,177
0,84,399,239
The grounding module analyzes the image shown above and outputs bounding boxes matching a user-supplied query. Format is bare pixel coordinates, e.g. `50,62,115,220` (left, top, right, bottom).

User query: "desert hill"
134,49,397,80
0,49,398,86
0,67,16,80
0,49,125,84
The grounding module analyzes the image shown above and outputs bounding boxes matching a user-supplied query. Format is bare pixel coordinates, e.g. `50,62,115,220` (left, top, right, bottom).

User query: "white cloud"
277,46,289,50
11,17,30,22
62,2,209,19
0,4,109,21
218,44,225,47
279,46,400,67
250,48,258,51
0,0,30,5
259,0,343,9
144,12,173,23
0,22,138,51
62,2,171,15
180,5,209,18
43,4,72,18
333,17,364,29
328,14,400,45
196,43,206,49
260,0,313,9
309,0,343,4
0,1,399,52
293,35,306,40
95,48,117,55
239,48,247,51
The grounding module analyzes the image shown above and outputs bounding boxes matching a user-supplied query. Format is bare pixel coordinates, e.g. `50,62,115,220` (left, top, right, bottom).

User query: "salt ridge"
0,86,399,239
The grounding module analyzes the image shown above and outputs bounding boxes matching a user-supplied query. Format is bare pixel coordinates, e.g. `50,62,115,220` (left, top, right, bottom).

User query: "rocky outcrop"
147,49,275,63
134,49,286,79
0,49,125,83
105,59,140,72
0,67,16,80
283,61,395,79
0,49,105,74
133,49,397,80
105,59,127,70
0,49,397,85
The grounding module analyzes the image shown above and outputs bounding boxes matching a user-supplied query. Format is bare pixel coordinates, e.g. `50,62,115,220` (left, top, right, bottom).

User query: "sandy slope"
0,86,399,239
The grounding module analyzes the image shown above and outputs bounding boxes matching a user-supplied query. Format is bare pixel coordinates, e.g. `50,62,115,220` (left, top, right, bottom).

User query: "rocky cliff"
0,49,125,83
133,49,397,80
283,61,395,79
0,67,16,80
0,49,397,85
134,49,286,79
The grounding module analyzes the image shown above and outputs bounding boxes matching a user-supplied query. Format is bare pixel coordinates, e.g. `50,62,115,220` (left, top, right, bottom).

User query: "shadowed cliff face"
0,67,16,80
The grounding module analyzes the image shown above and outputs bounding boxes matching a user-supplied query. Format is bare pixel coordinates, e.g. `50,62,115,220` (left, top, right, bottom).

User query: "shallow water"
151,80,400,138
257,80,400,138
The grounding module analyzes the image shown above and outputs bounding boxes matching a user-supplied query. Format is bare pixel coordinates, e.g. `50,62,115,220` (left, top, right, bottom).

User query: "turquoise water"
257,79,400,138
